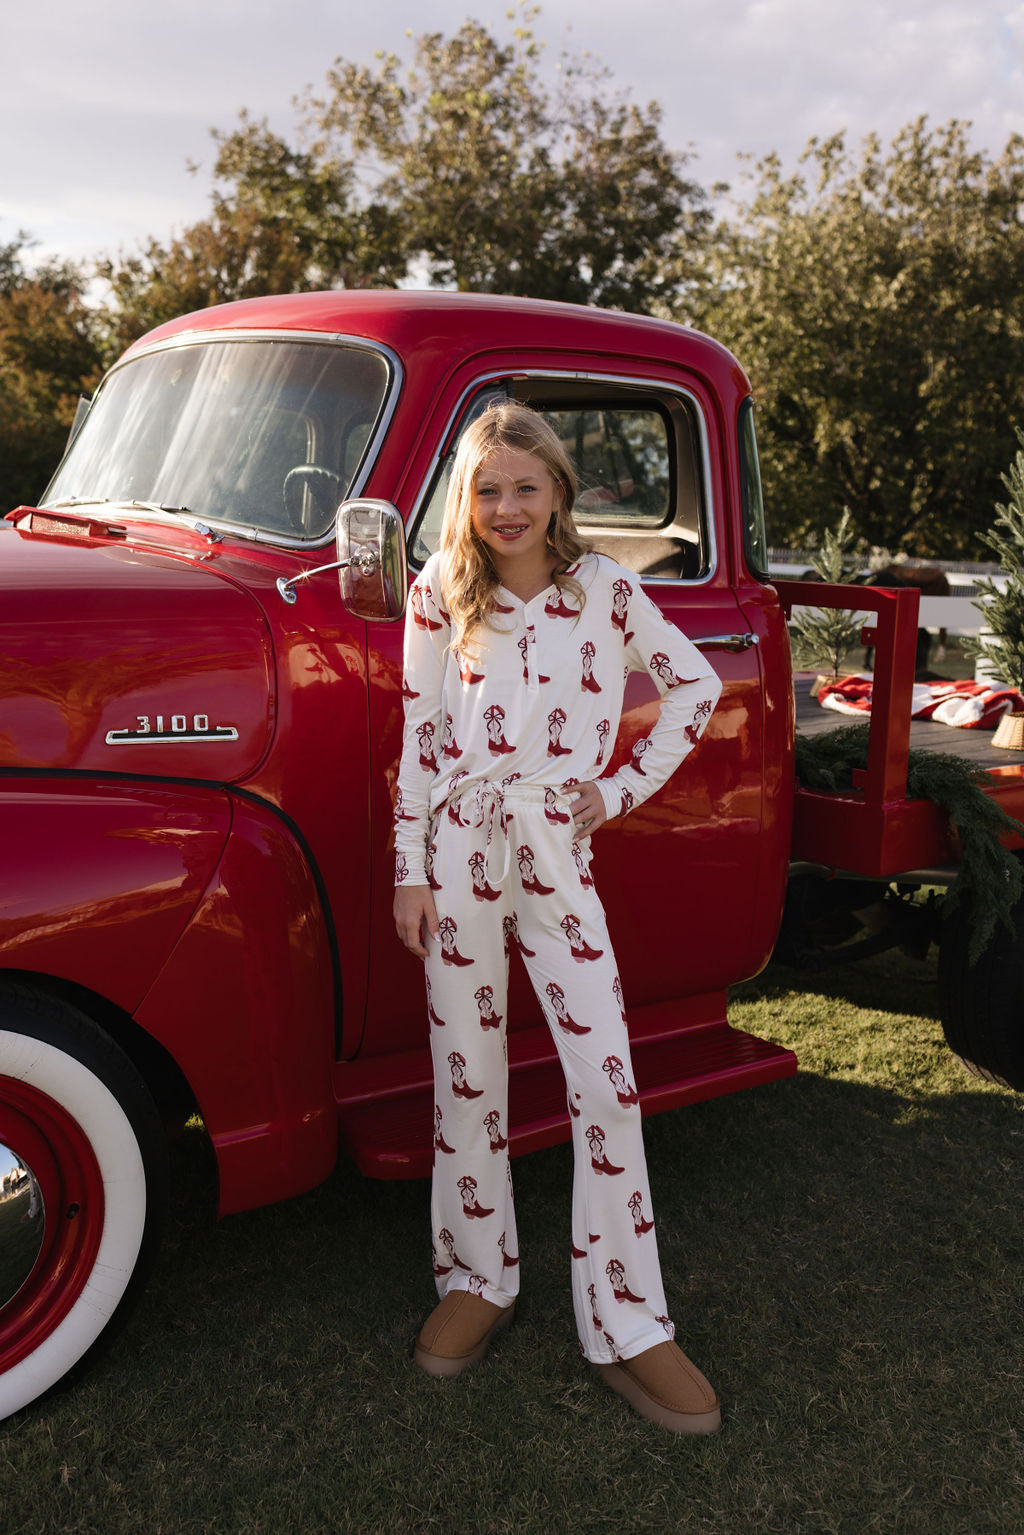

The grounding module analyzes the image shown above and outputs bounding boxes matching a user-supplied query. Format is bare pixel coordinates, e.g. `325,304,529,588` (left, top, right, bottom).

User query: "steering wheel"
282,465,342,535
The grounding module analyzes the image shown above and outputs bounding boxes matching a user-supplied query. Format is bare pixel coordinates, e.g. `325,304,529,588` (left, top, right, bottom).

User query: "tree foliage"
0,235,103,512
692,120,1024,558
97,8,707,350
787,510,866,682
967,430,1024,692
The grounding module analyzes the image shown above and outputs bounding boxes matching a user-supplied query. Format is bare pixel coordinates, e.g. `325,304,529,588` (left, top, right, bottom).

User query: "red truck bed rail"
773,579,1024,877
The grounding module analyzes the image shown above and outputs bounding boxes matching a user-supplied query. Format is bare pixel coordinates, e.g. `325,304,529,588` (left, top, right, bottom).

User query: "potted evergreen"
968,429,1024,750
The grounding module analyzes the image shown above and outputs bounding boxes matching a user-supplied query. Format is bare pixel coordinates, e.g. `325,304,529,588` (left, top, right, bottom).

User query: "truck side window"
738,397,770,580
410,383,709,581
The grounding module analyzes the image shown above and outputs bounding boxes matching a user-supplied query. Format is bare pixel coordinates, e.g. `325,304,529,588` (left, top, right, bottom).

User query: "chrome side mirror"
276,499,409,620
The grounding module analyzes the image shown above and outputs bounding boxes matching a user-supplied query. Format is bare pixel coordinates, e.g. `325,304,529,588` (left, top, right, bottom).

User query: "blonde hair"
440,402,589,653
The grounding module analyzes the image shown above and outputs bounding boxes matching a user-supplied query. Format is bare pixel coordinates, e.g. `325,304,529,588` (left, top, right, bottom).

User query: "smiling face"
470,448,560,585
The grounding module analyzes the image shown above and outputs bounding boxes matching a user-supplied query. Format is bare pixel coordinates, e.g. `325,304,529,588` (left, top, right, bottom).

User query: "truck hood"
0,519,275,779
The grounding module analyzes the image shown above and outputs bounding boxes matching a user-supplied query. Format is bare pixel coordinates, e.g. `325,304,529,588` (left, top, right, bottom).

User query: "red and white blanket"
817,675,1024,729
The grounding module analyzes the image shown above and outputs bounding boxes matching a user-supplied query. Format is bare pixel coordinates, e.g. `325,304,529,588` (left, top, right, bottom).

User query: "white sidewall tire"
0,1030,148,1420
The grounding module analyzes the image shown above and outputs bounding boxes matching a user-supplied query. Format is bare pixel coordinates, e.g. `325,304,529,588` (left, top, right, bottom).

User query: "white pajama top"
394,550,723,885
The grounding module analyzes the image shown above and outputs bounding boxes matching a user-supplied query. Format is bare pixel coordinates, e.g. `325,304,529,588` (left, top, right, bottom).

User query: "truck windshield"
44,337,392,543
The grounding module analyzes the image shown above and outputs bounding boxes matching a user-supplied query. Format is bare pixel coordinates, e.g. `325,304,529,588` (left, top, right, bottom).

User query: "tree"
691,120,1024,559
787,510,865,684
968,429,1024,693
0,236,103,512
95,116,407,357
98,9,708,347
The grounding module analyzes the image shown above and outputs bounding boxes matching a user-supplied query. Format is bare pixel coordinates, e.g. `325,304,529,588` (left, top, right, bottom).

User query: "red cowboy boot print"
484,703,516,755
546,980,590,1035
426,974,447,1027
452,644,485,686
432,1241,452,1277
483,1109,507,1151
468,851,501,903
433,1104,456,1155
401,678,420,701
425,839,442,892
438,916,474,967
448,1051,484,1099
468,1273,488,1297
567,1088,582,1118
571,840,594,889
685,696,715,746
416,721,438,772
442,713,463,760
629,736,651,775
657,1315,676,1338
580,640,602,694
544,787,570,824
595,718,610,767
518,627,550,684
571,1237,588,1259
612,975,627,1023
603,1055,639,1106
458,1174,495,1219
410,584,442,631
619,787,634,816
475,984,502,1030
602,1331,624,1361
439,1226,471,1271
445,771,471,825
544,586,579,619
586,1123,624,1176
516,843,555,895
588,1283,604,1331
395,852,408,885
502,913,536,959
611,578,634,643
498,1232,519,1269
393,785,418,821
628,1189,655,1236
605,1257,646,1304
546,707,571,757
561,912,604,964
649,651,699,690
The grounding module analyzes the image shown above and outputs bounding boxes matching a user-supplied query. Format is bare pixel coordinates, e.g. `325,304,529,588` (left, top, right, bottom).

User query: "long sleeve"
594,581,722,821
394,559,450,885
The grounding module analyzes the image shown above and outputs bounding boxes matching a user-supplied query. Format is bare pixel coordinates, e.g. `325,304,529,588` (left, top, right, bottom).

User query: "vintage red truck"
2,290,1021,1420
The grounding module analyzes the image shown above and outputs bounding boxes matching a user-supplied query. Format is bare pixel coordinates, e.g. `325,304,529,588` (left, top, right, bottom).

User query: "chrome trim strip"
404,366,719,585
44,330,404,554
105,726,240,745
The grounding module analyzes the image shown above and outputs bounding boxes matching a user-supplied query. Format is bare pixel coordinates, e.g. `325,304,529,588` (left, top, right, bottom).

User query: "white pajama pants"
423,783,676,1365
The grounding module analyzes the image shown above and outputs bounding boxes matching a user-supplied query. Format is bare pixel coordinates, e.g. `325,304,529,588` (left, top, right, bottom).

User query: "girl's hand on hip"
568,781,607,840
394,885,440,959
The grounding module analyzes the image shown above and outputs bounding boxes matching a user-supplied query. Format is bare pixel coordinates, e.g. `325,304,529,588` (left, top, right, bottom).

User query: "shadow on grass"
6,1026,1020,1535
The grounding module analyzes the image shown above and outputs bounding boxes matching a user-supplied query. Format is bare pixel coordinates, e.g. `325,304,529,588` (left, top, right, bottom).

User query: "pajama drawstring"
435,780,575,888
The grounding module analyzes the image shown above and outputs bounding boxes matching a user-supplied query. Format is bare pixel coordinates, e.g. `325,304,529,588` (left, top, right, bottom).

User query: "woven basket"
992,710,1024,750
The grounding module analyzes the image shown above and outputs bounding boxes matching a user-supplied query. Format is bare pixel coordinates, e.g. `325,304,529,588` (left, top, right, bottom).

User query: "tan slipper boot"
593,1341,722,1434
413,1291,516,1378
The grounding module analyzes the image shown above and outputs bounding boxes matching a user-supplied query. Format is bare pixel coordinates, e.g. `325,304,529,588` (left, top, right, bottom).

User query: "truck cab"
1,291,804,1416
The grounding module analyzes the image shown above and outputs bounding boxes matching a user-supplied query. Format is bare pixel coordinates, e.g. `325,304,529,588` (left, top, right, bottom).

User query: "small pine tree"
968,429,1024,694
788,509,865,683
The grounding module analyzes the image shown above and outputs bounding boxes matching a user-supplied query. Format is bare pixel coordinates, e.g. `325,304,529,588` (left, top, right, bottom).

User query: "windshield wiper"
125,500,196,517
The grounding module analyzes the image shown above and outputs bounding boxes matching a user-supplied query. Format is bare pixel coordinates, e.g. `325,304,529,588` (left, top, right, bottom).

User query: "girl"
393,403,723,1434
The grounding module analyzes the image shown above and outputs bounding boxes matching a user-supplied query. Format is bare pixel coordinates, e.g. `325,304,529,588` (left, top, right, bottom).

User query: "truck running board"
336,1017,796,1179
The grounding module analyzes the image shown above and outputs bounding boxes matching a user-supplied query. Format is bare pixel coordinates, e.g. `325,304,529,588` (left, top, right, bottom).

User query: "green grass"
2,950,1022,1534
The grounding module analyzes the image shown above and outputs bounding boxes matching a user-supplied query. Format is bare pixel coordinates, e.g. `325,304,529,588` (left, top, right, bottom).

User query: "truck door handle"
695,633,759,652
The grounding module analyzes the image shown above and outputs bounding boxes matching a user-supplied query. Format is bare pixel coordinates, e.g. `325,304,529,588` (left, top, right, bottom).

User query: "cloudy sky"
3,0,1022,269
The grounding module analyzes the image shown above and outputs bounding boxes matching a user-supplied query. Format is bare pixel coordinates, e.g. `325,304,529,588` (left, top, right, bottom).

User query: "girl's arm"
394,561,449,886
594,582,723,822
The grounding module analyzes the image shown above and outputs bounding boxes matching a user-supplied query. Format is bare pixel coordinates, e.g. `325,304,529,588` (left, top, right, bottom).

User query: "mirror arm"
276,550,382,605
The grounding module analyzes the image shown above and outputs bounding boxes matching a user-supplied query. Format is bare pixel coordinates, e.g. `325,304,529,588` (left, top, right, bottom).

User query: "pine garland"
795,723,1024,963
